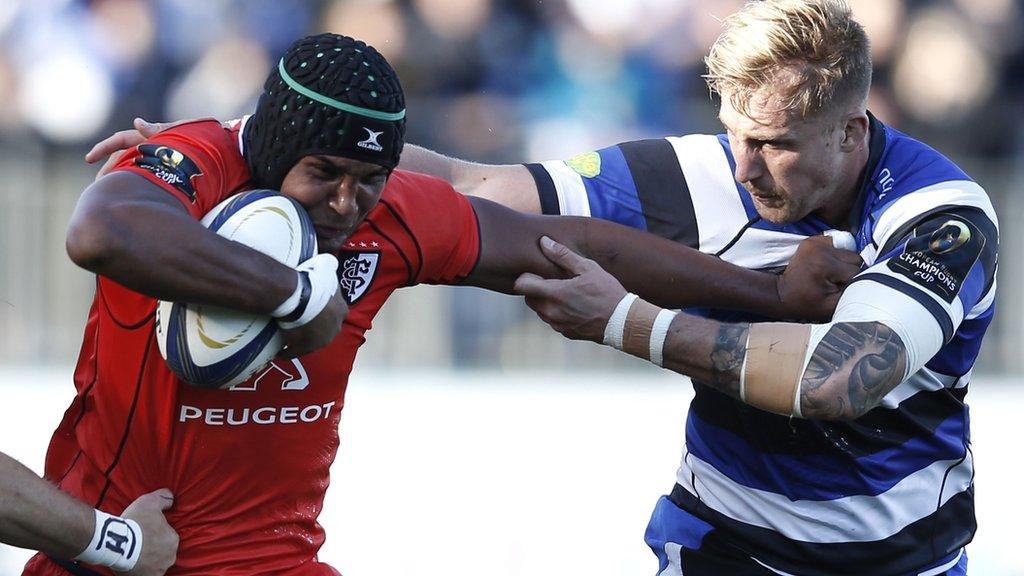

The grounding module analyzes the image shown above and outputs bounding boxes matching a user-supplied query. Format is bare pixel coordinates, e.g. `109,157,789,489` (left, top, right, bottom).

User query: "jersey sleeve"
836,203,998,378
524,138,700,247
109,119,251,219
374,170,481,286
100,120,251,324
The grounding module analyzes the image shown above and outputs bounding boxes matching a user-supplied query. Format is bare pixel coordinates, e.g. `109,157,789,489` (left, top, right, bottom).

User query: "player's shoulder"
378,169,461,213
865,122,997,256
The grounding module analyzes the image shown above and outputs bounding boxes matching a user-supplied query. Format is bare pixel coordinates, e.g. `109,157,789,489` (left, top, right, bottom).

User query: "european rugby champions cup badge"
134,144,204,201
338,247,380,304
888,215,985,303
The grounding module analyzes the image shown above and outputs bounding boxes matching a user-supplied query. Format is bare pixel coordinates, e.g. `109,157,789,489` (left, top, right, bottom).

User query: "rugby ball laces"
155,190,317,389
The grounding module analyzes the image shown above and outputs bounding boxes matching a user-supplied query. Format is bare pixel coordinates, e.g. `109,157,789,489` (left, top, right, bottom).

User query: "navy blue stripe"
851,273,954,342
686,410,966,500
926,311,993,377
618,139,699,248
207,189,280,232
525,163,560,216
667,483,974,576
690,386,967,458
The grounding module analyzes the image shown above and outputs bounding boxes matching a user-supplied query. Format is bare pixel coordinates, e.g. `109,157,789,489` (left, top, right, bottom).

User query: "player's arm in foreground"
510,211,993,420
67,167,346,358
86,120,542,212
0,451,176,575
465,197,861,324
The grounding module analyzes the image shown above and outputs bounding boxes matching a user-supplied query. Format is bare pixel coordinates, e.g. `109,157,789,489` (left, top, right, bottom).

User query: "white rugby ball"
155,190,317,389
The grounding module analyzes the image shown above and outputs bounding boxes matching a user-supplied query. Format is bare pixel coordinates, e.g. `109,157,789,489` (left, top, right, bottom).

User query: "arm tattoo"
708,323,749,399
800,322,907,420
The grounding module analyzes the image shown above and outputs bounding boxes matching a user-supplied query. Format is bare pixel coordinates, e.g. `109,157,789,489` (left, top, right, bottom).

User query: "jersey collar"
846,111,887,232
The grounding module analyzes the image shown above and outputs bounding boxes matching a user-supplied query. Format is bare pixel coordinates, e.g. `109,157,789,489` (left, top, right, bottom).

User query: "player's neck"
814,144,871,231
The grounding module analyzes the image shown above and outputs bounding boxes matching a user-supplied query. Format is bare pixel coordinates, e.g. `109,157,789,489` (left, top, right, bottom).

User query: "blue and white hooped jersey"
526,114,999,576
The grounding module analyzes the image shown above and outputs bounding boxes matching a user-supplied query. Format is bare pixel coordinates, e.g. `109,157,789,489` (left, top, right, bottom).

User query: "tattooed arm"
651,318,908,421
513,238,916,422
798,323,908,420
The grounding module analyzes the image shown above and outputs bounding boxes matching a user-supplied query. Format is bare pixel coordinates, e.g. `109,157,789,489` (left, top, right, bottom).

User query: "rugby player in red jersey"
27,34,857,576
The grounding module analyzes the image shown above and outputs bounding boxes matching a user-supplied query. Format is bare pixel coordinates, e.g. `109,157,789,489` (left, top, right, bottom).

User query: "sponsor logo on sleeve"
887,215,985,303
565,151,601,178
338,251,380,304
134,144,203,201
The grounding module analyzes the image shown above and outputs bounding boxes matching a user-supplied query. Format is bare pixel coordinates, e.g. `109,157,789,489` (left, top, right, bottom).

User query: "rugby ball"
155,190,317,389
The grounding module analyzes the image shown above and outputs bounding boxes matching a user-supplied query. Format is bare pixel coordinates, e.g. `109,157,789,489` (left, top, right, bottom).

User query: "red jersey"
28,120,480,575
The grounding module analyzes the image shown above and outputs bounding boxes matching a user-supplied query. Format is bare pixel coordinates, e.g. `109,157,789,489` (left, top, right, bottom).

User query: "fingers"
538,236,595,275
144,489,175,511
84,118,167,165
134,117,166,137
85,130,140,164
512,272,563,299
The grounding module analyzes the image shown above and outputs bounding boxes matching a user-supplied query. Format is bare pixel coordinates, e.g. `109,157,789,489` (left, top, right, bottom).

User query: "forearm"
402,145,541,213
0,452,93,557
570,218,784,315
68,173,295,314
657,315,907,420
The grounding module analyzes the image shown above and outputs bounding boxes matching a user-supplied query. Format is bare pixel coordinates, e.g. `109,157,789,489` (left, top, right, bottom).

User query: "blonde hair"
705,0,871,119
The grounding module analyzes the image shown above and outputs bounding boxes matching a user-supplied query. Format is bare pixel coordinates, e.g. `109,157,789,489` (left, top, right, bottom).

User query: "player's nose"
328,177,359,218
733,143,766,184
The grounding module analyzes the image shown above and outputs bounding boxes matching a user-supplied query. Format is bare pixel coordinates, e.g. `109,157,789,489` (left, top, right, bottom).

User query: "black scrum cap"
243,34,406,189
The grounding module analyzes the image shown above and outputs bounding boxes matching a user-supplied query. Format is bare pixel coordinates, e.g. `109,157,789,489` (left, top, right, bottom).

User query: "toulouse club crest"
338,251,380,304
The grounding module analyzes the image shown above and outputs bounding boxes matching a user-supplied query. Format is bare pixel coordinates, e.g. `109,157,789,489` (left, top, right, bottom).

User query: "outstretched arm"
464,196,860,322
399,145,542,213
86,122,545,213
0,452,178,575
512,238,914,421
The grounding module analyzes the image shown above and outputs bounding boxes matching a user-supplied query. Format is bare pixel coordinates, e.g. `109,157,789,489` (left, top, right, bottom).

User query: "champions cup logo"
357,127,384,152
928,220,971,254
155,146,185,169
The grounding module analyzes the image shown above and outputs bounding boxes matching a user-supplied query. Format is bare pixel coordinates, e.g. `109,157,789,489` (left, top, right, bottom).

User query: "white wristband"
74,509,143,572
271,271,304,318
602,293,638,350
648,309,677,367
278,254,340,330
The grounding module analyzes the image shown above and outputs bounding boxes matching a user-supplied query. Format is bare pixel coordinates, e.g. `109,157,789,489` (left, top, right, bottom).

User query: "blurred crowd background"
0,0,1021,373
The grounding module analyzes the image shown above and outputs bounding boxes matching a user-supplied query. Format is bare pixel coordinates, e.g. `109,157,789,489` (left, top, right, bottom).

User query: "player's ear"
840,113,868,153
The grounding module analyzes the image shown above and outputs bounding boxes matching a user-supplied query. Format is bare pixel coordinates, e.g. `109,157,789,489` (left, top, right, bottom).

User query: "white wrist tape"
603,293,638,350
649,309,677,367
602,293,677,366
271,271,304,318
278,254,340,330
74,509,142,572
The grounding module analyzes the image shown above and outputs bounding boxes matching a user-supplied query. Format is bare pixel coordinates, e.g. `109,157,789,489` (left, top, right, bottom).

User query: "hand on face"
512,236,627,343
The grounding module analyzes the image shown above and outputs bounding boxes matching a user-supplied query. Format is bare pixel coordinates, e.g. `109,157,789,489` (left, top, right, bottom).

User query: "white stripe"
649,309,677,367
675,450,973,543
539,160,591,217
236,114,251,156
872,180,998,252
855,264,965,331
715,227,807,268
657,543,684,576
879,367,961,409
834,278,947,382
666,135,748,254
